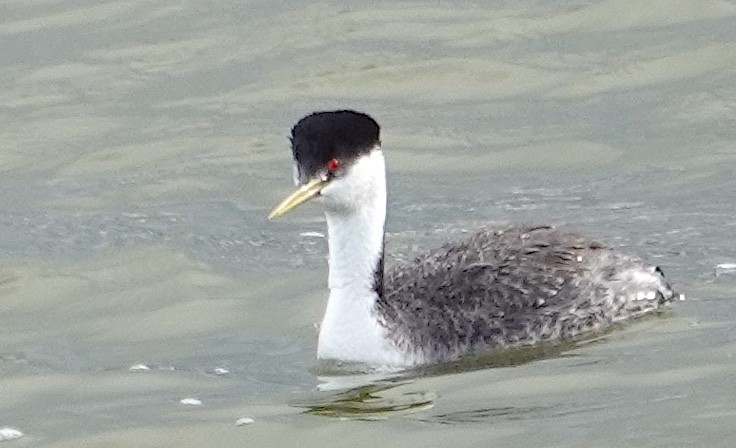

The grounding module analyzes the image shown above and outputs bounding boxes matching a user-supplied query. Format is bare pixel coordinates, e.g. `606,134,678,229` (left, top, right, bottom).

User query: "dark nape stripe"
373,239,385,300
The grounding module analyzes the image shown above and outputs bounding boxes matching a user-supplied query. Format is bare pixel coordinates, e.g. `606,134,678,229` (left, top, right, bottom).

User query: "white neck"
315,150,406,367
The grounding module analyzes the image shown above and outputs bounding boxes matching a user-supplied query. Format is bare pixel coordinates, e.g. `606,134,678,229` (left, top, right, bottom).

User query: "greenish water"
1,1,736,446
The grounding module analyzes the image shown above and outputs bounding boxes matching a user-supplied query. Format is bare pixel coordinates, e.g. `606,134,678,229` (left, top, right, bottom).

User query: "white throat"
315,149,406,366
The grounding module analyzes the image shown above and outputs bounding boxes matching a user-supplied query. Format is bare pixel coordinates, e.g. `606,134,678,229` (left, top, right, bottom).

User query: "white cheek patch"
292,163,300,186
320,148,384,209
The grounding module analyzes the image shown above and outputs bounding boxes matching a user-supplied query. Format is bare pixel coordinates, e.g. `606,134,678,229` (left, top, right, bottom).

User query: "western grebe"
269,110,678,367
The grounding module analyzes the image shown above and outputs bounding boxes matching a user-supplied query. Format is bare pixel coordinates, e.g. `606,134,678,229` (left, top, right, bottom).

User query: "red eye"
327,158,340,172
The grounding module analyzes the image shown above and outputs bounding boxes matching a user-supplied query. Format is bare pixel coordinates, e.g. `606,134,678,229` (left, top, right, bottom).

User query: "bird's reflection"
291,372,434,419
290,340,590,419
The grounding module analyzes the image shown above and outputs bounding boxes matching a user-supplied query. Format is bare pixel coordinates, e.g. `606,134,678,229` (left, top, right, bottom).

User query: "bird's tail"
651,265,684,305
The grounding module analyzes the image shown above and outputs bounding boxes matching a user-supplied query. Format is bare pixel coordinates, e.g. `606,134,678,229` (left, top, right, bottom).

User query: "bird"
269,110,679,368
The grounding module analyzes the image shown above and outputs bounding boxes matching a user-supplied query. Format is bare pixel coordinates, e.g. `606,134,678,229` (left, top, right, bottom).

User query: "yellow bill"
268,178,327,220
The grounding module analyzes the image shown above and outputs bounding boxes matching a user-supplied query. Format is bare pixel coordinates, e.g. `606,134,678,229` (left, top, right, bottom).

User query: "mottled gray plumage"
378,225,676,364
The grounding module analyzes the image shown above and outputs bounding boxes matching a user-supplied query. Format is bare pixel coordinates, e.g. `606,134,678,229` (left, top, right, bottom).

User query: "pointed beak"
268,177,328,220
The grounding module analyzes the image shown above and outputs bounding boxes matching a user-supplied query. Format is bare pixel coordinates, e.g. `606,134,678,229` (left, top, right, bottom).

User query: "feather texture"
379,225,676,363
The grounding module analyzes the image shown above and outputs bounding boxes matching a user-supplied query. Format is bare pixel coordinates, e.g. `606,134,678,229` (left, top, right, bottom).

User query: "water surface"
1,1,736,446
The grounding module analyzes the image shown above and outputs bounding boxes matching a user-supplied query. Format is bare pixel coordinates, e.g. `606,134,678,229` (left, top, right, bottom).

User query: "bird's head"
269,110,384,219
